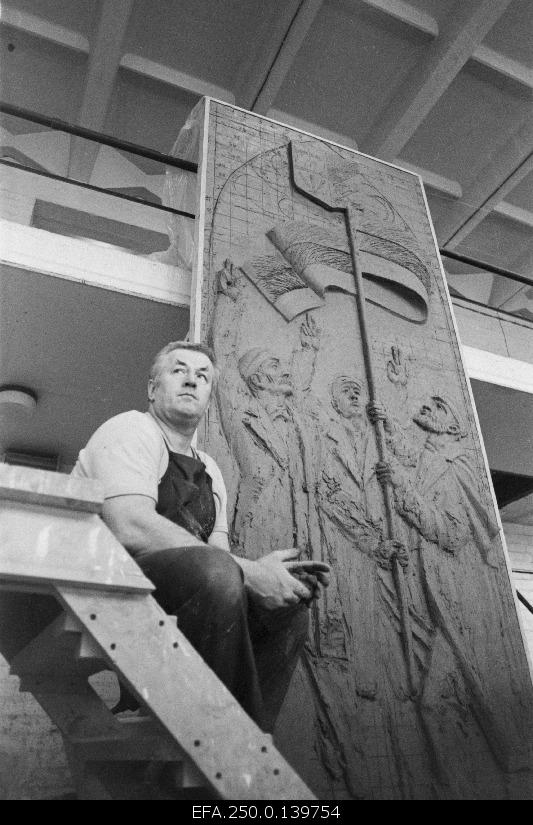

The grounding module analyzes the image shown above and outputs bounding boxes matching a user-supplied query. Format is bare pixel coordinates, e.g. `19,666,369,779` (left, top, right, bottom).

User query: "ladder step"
70,718,185,762
58,587,315,799
76,633,105,662
55,612,83,635
11,612,108,686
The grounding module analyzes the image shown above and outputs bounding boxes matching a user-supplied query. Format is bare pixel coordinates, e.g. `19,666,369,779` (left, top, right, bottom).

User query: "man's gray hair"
149,341,218,384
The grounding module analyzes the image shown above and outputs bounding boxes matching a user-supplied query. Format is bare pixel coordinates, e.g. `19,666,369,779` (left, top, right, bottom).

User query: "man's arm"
103,495,207,554
291,313,320,396
375,460,468,553
103,494,330,609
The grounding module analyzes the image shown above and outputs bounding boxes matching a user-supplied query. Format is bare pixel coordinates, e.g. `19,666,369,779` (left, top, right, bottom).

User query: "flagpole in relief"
289,142,418,695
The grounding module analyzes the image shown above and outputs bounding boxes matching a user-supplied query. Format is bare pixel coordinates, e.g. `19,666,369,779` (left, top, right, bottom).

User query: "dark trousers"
137,546,309,732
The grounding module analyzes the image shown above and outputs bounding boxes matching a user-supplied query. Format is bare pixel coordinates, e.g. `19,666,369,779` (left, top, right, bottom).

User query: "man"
318,375,379,543
228,346,308,555
217,315,322,559
373,394,531,792
73,341,330,732
373,394,496,557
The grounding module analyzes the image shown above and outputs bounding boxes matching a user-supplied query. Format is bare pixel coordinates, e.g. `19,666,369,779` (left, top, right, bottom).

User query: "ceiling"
0,0,531,471
0,266,189,467
0,0,531,272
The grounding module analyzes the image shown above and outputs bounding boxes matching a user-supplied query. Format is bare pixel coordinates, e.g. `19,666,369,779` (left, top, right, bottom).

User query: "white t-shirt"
72,410,228,536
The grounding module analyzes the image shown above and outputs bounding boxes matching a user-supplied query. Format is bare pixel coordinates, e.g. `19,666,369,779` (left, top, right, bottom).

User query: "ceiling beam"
362,0,438,37
360,1,532,91
0,3,89,52
494,201,533,230
510,245,533,281
68,0,134,182
235,0,324,114
474,44,533,91
234,0,305,109
120,54,235,102
3,1,530,104
437,114,533,248
267,107,358,148
392,158,462,198
362,0,514,160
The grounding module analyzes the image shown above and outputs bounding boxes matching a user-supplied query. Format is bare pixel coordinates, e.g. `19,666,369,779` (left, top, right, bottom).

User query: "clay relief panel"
192,100,533,800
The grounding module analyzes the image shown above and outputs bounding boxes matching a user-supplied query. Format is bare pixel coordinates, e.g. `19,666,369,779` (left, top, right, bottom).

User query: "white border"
189,98,211,343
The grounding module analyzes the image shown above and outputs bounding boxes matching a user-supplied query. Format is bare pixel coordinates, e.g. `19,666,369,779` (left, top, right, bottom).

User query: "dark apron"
155,448,217,543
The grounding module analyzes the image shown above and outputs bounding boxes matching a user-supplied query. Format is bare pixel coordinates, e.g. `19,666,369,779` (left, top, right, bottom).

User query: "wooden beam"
0,464,102,513
0,499,154,593
68,0,135,182
363,0,514,160
120,54,234,102
0,3,89,52
236,0,324,114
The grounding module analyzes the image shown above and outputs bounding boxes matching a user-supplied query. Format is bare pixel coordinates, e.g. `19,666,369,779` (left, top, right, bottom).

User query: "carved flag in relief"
242,216,430,324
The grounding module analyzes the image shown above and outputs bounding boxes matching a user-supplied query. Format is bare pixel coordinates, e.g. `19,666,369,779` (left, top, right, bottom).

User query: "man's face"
414,397,454,434
148,349,214,427
255,356,293,397
332,380,362,419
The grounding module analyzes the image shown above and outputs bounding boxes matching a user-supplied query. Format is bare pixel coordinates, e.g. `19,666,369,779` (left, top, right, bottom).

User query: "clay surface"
193,100,533,800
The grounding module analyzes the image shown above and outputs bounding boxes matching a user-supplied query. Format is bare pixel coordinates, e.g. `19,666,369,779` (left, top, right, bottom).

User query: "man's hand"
375,459,403,489
300,313,321,351
288,557,331,601
387,345,408,386
367,402,392,432
237,549,330,611
375,539,410,570
216,258,244,302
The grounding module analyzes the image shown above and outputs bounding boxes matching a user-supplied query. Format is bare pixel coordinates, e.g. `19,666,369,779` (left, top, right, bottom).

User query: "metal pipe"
0,158,195,220
439,248,532,287
517,590,533,617
0,101,198,173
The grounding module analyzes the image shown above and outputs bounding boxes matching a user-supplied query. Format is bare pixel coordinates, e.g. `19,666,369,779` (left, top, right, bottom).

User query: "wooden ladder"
0,465,314,800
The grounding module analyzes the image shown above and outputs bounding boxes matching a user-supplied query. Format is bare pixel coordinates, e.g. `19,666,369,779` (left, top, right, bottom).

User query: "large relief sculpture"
188,100,533,800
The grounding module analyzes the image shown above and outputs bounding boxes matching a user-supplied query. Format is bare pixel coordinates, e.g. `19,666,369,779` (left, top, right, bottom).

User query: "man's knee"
194,548,245,608
139,545,245,614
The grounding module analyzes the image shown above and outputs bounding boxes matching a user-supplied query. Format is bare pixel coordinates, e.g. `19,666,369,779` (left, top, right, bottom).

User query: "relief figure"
290,331,436,797
211,271,322,559
199,108,533,799
375,395,532,792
